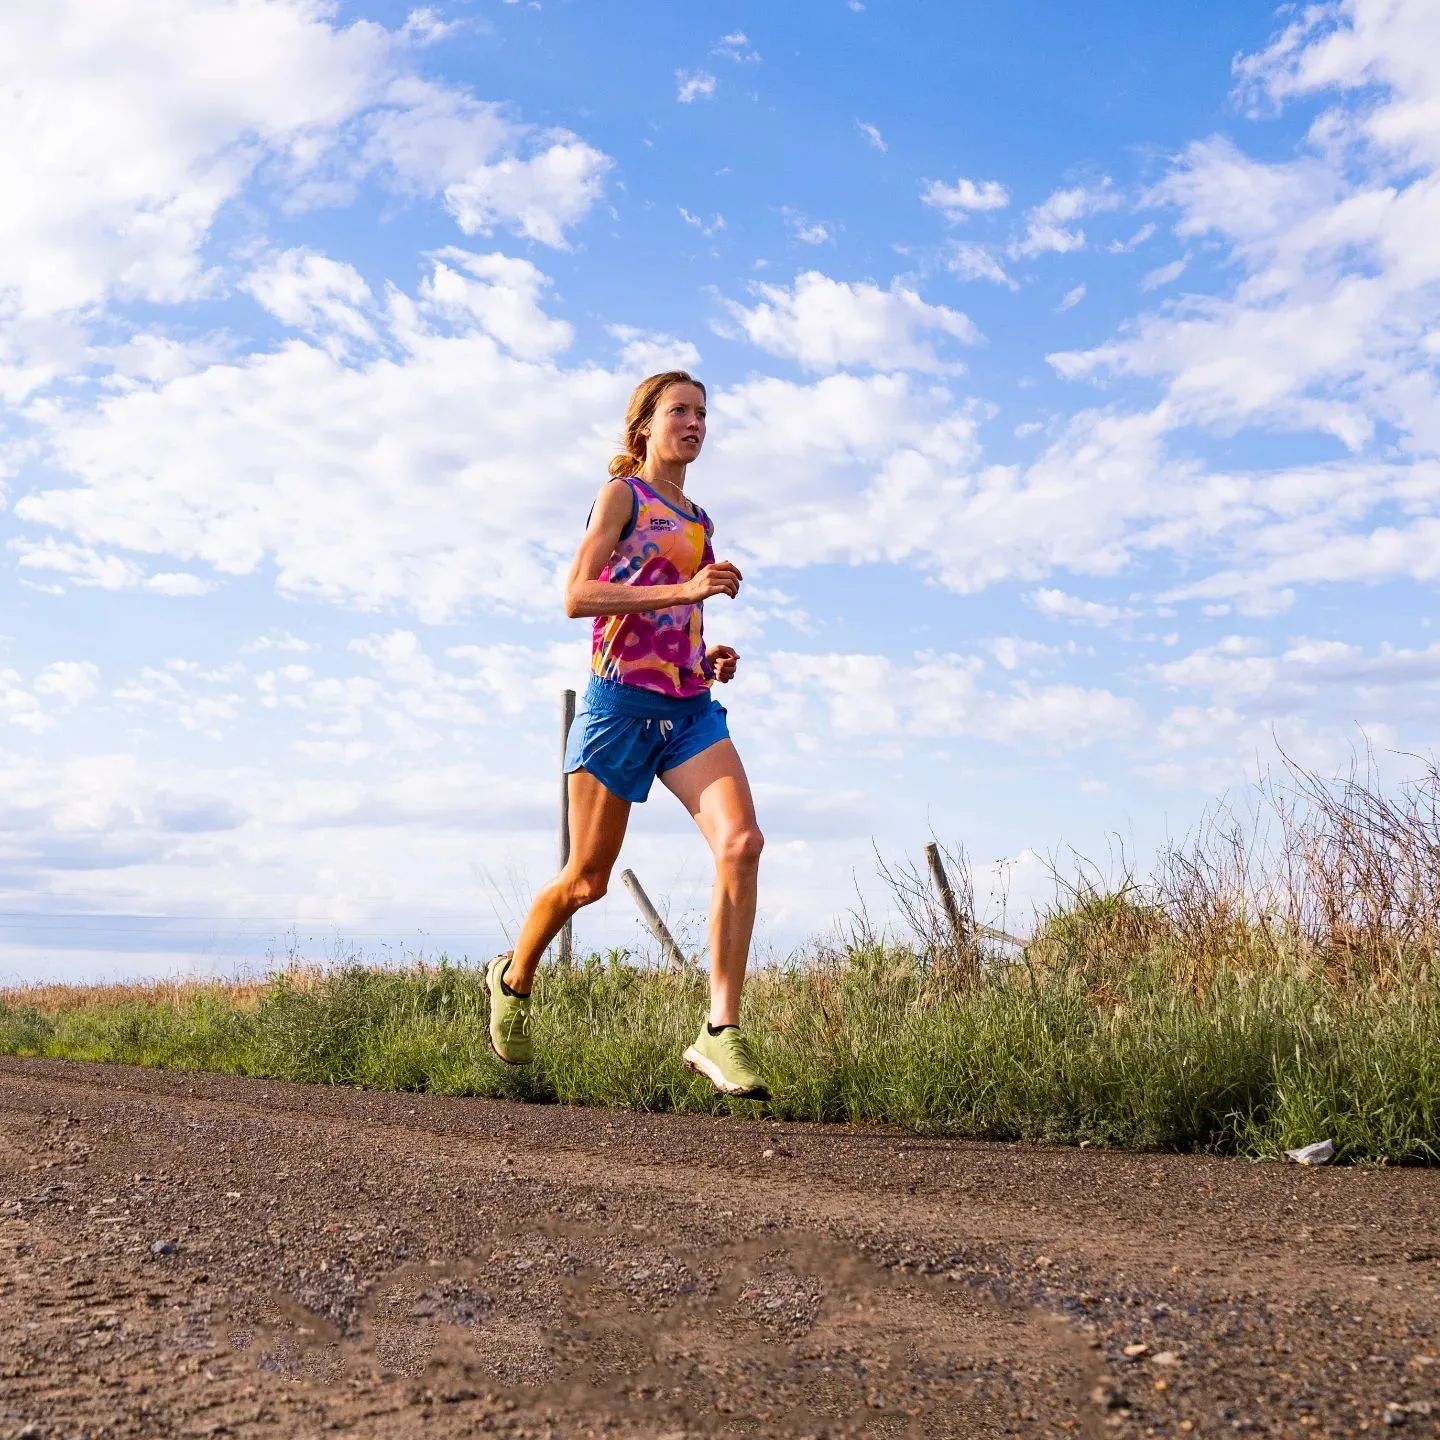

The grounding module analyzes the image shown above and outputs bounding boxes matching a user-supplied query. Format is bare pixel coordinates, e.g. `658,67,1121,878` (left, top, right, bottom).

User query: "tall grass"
3,756,1438,1164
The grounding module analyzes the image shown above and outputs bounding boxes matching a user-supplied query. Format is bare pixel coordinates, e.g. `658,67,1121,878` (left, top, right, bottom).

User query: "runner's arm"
564,481,742,618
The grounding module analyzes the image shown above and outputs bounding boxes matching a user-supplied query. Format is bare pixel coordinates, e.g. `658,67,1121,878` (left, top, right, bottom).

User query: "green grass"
4,941,1437,1165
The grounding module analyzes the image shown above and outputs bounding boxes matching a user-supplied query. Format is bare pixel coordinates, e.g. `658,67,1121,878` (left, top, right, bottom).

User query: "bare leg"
505,770,630,993
661,740,763,1027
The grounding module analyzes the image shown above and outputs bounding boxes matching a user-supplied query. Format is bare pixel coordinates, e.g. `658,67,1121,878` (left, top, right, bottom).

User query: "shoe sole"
682,1046,770,1101
486,956,532,1068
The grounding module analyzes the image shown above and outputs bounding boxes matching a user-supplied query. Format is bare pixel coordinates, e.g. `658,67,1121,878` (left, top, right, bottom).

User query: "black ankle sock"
707,1022,736,1036
500,975,531,999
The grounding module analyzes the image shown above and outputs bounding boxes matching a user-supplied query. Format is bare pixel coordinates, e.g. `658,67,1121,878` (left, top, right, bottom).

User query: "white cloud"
793,222,833,245
1057,284,1087,312
921,177,1010,220
857,122,887,152
418,249,573,360
0,0,390,325
1153,634,1440,730
17,253,631,623
781,210,834,245
1139,257,1188,291
1108,223,1157,254
1160,503,1440,613
241,632,319,655
0,742,561,940
0,0,611,396
714,32,760,63
726,391,1200,592
439,137,612,249
0,672,45,734
1029,588,1135,627
947,242,1015,288
443,637,591,716
11,269,1028,626
718,271,980,373
32,662,102,708
1233,0,1440,167
705,372,984,570
358,75,612,245
988,637,1069,672
12,538,147,592
99,333,231,389
398,7,456,46
679,208,726,237
243,249,377,350
148,572,214,597
676,70,717,103
750,650,1142,751
0,660,97,732
1032,2,1440,604
698,377,1195,594
607,325,703,374
115,660,246,740
1010,182,1122,258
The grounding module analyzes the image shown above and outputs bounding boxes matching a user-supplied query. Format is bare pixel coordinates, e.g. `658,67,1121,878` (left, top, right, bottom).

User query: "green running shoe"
683,1024,770,1100
486,953,533,1066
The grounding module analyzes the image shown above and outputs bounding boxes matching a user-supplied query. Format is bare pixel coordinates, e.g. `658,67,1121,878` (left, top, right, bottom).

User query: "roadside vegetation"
4,757,1438,1164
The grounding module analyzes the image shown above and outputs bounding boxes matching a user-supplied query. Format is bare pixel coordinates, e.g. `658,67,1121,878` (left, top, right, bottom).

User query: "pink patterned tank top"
592,476,715,699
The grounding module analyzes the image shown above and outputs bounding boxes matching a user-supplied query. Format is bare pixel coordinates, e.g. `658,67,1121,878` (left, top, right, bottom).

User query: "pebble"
149,1240,177,1256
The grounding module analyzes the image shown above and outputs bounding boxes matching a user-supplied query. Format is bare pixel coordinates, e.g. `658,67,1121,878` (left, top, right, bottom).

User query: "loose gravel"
1,1057,1437,1438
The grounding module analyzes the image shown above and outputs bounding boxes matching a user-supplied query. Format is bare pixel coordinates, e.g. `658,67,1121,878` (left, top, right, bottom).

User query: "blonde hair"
608,370,707,478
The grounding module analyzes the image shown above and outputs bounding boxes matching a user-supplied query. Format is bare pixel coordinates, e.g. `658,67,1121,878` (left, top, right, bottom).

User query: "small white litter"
1285,1140,1335,1166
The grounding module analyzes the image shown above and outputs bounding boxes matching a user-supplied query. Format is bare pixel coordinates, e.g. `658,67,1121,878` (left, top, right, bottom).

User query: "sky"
2,0,1439,982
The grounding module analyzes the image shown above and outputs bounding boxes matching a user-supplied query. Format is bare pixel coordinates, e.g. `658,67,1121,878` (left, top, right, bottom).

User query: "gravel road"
1,1057,1436,1438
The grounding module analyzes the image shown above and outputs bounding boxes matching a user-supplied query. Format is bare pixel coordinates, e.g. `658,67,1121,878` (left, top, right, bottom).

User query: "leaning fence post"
924,841,970,955
557,688,577,966
620,868,687,970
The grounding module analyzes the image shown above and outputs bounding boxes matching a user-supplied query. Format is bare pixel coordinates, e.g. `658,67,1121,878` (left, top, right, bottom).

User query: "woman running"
486,370,769,1100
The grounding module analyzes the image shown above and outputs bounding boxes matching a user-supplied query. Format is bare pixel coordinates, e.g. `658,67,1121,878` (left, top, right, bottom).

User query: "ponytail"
610,370,706,478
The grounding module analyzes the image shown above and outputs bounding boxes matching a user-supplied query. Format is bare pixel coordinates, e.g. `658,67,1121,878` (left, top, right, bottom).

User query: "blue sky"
2,0,1439,982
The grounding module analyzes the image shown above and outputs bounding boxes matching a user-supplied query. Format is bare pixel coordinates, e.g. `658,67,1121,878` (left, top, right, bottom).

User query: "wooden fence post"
924,841,970,954
557,688,576,966
620,869,687,970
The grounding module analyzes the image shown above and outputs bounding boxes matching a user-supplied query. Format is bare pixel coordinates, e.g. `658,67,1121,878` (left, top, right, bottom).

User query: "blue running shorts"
564,677,730,803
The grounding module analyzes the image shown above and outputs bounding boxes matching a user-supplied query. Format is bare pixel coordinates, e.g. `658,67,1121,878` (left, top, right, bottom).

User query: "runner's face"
645,384,707,465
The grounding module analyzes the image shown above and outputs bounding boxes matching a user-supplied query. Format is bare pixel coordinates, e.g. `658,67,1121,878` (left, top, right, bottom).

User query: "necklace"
646,474,695,515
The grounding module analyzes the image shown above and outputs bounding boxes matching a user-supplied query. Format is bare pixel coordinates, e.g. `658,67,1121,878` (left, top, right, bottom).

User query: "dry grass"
8,976,273,1015
1024,750,1440,997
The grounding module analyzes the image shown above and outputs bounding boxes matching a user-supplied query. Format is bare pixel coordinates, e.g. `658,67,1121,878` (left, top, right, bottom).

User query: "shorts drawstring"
644,718,675,738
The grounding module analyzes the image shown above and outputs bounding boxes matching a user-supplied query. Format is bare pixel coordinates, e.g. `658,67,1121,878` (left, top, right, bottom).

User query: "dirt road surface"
1,1058,1437,1438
